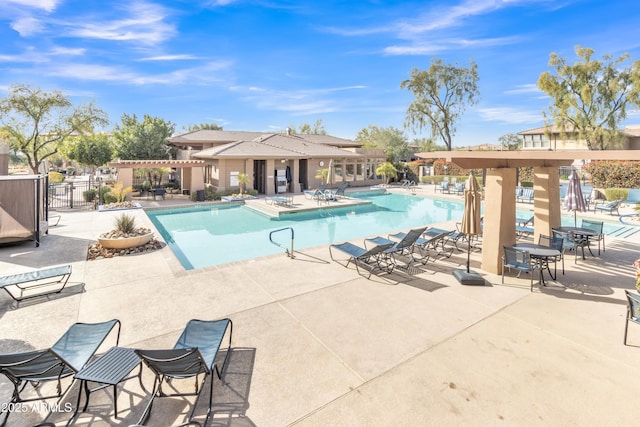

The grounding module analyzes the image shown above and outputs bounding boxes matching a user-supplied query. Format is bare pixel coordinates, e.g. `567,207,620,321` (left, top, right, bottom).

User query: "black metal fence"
47,180,98,209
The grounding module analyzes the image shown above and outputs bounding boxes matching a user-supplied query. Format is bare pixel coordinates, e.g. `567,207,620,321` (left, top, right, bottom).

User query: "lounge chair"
0,264,72,302
135,318,233,426
365,226,428,267
266,195,293,207
419,228,455,259
516,216,534,239
0,319,121,426
593,198,623,215
452,182,465,195
435,181,450,194
517,187,534,203
329,241,394,278
326,182,349,200
303,184,329,204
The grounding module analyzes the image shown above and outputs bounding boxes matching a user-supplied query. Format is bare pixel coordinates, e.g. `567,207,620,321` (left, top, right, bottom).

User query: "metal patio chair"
135,319,233,426
0,319,121,427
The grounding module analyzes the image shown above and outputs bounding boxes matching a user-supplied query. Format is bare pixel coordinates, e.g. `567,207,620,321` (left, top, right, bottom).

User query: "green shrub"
98,186,112,204
604,188,628,201
103,192,118,204
82,189,97,202
583,161,640,188
48,171,64,183
518,167,534,184
520,181,534,188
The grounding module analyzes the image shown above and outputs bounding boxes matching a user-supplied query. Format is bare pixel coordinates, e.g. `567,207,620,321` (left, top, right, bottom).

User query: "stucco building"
167,130,387,195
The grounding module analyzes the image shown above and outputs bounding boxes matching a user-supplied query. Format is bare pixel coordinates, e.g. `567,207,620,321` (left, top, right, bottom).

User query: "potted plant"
97,213,154,249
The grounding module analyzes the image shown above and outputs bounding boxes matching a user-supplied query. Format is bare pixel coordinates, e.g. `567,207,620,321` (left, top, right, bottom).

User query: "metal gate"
48,180,97,209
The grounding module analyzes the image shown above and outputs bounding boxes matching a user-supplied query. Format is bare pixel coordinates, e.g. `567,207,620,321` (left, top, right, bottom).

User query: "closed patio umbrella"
453,172,484,285
563,169,586,227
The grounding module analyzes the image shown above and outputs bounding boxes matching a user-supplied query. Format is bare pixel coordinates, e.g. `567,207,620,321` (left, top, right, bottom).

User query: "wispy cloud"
50,46,86,56
11,16,45,36
477,107,542,124
41,59,234,85
384,36,520,55
202,0,238,6
234,85,367,115
504,84,541,95
6,0,60,12
325,0,553,56
138,54,199,61
65,1,176,45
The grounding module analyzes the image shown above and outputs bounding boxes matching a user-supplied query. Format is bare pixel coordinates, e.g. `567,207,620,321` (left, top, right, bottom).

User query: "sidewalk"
0,200,639,426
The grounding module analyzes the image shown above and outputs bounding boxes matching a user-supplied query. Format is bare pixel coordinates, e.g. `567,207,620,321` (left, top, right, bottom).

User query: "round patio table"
514,243,562,285
555,226,598,258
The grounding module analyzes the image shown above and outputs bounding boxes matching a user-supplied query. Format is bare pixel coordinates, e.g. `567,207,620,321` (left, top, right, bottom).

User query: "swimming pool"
147,192,465,270
146,192,637,270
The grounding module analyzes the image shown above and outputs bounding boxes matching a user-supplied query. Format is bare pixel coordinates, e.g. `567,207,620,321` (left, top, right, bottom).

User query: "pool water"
147,193,464,270
146,192,637,270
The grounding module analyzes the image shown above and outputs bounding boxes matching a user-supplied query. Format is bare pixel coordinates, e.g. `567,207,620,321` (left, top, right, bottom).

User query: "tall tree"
289,119,327,135
185,122,223,132
64,133,115,174
401,58,479,151
498,133,521,151
355,125,410,164
537,46,640,150
412,137,446,152
114,114,175,160
0,84,108,173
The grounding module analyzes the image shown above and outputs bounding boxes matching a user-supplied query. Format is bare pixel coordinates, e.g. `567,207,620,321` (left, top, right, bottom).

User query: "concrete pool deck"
1,187,640,426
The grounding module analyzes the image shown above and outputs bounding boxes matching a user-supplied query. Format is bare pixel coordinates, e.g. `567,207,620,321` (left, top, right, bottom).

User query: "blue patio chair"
135,319,233,426
624,290,640,345
580,219,605,254
594,198,623,215
552,229,588,264
0,319,121,426
538,234,564,277
329,240,395,278
501,246,540,291
435,181,450,194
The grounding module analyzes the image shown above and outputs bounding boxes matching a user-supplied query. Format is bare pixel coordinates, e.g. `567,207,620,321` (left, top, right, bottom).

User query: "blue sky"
1,0,639,146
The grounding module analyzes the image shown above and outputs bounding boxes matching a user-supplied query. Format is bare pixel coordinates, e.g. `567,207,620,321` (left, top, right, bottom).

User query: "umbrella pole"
466,236,471,272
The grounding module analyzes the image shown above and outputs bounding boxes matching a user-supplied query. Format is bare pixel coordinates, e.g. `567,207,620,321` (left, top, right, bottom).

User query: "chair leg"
624,313,630,345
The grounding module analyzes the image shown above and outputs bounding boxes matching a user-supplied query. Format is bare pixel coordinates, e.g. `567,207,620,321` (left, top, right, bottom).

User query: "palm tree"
315,168,329,185
376,162,398,185
237,173,251,195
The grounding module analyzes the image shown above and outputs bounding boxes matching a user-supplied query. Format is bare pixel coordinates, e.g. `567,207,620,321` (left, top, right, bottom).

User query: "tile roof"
168,130,363,148
193,134,363,160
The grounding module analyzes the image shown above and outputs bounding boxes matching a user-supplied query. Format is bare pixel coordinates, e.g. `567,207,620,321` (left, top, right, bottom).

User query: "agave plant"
114,213,136,235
